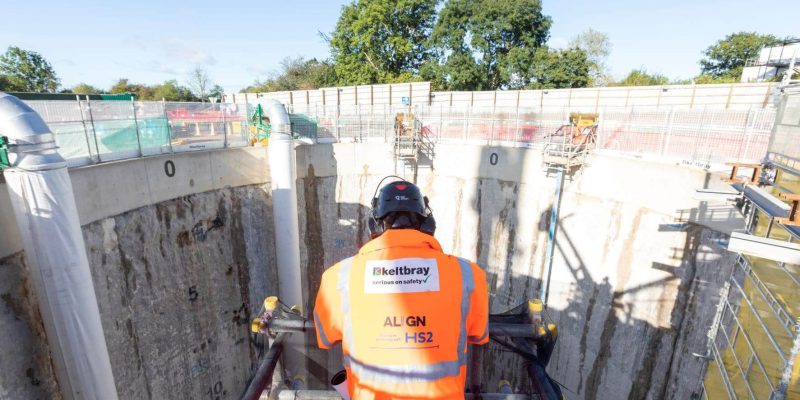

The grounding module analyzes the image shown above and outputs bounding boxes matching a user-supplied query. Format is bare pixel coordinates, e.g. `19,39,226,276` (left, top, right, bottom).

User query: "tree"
188,66,211,101
431,0,553,90
152,80,197,101
242,57,337,92
700,32,780,79
569,29,612,86
692,74,740,84
615,68,668,86
71,83,103,95
108,78,196,101
109,78,154,100
330,0,438,85
0,75,12,91
208,85,225,99
0,46,60,92
523,47,591,89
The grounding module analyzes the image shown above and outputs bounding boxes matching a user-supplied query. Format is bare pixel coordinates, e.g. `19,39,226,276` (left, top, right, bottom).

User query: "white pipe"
266,99,304,375
0,92,118,399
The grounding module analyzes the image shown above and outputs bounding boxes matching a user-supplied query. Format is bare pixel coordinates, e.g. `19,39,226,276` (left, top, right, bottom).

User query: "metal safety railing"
23,99,251,167
10,99,778,172
290,103,776,168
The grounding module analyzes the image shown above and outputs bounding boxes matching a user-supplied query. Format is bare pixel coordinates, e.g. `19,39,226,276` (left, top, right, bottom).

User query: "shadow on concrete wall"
292,144,738,399
297,143,375,389
460,155,736,399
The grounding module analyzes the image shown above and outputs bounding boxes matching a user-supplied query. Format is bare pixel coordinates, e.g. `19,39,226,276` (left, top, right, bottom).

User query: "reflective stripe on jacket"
314,229,489,399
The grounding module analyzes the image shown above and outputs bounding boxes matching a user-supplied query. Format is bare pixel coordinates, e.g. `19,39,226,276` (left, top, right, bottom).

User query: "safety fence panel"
25,101,94,166
21,99,779,170
134,102,172,156
24,99,252,167
769,89,800,167
166,103,229,152
597,108,775,167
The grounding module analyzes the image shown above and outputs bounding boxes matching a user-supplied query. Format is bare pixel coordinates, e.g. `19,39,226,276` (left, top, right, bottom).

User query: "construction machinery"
542,112,598,171
240,296,563,400
249,104,271,146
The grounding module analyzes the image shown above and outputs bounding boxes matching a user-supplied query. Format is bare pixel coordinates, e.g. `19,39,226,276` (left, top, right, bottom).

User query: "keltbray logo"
372,266,430,276
364,258,440,294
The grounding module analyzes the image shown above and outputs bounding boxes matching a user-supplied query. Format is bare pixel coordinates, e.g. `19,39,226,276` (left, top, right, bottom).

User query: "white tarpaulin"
5,168,118,400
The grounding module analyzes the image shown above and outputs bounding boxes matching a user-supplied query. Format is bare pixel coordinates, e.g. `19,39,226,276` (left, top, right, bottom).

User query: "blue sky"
0,0,794,93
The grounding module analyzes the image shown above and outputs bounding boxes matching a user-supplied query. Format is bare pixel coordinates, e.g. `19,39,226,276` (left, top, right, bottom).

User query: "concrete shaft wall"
0,148,278,399
1,141,740,399
295,143,740,399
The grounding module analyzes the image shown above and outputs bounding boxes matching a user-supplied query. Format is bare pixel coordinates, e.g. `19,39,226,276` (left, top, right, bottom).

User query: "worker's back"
314,229,489,399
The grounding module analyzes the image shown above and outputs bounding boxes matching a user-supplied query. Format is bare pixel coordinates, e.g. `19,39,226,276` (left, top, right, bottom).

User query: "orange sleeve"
313,263,343,349
467,263,489,345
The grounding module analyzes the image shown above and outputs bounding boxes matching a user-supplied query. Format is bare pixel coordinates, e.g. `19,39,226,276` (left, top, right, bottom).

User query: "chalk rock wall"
0,252,62,400
0,184,277,400
84,185,277,399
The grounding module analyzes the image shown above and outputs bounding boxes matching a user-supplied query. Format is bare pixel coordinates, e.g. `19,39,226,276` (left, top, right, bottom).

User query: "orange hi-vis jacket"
314,229,489,399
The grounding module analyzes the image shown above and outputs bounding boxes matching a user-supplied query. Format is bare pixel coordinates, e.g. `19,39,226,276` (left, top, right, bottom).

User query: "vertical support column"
0,93,119,400
162,100,174,153
465,105,472,143
490,91,497,145
335,89,341,141
515,91,521,146
661,107,675,158
265,100,305,380
742,107,755,162
76,94,94,163
540,167,565,306
131,98,143,156
436,103,443,142
85,96,101,162
222,103,228,148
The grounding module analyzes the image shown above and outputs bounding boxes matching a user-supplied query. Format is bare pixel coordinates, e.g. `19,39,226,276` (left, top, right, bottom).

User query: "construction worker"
314,179,489,399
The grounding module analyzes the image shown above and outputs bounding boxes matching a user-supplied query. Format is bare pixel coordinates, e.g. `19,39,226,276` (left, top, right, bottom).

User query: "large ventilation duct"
265,99,305,376
0,93,118,399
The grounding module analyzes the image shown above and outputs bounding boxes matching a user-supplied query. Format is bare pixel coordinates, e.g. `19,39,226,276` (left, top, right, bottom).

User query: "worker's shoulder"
321,256,356,279
442,254,486,273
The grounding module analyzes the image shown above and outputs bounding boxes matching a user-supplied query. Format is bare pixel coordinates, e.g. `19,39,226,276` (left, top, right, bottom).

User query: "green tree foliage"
152,80,198,101
109,78,197,101
524,47,591,89
692,75,740,84
430,0,561,90
0,46,60,92
208,85,225,99
569,29,612,86
330,0,438,85
699,32,780,79
71,83,103,95
615,68,668,86
242,57,337,92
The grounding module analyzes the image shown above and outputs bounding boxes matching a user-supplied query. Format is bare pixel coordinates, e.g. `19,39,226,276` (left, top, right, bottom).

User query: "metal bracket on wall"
722,162,763,185
776,192,800,226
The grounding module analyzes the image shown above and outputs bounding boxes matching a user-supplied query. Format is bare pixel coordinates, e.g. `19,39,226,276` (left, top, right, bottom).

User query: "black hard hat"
373,181,428,219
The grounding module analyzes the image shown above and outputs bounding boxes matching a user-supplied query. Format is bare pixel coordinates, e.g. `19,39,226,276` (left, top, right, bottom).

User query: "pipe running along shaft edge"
0,92,119,399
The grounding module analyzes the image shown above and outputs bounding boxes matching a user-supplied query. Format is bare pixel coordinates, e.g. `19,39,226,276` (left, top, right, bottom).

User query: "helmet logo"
395,195,409,200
